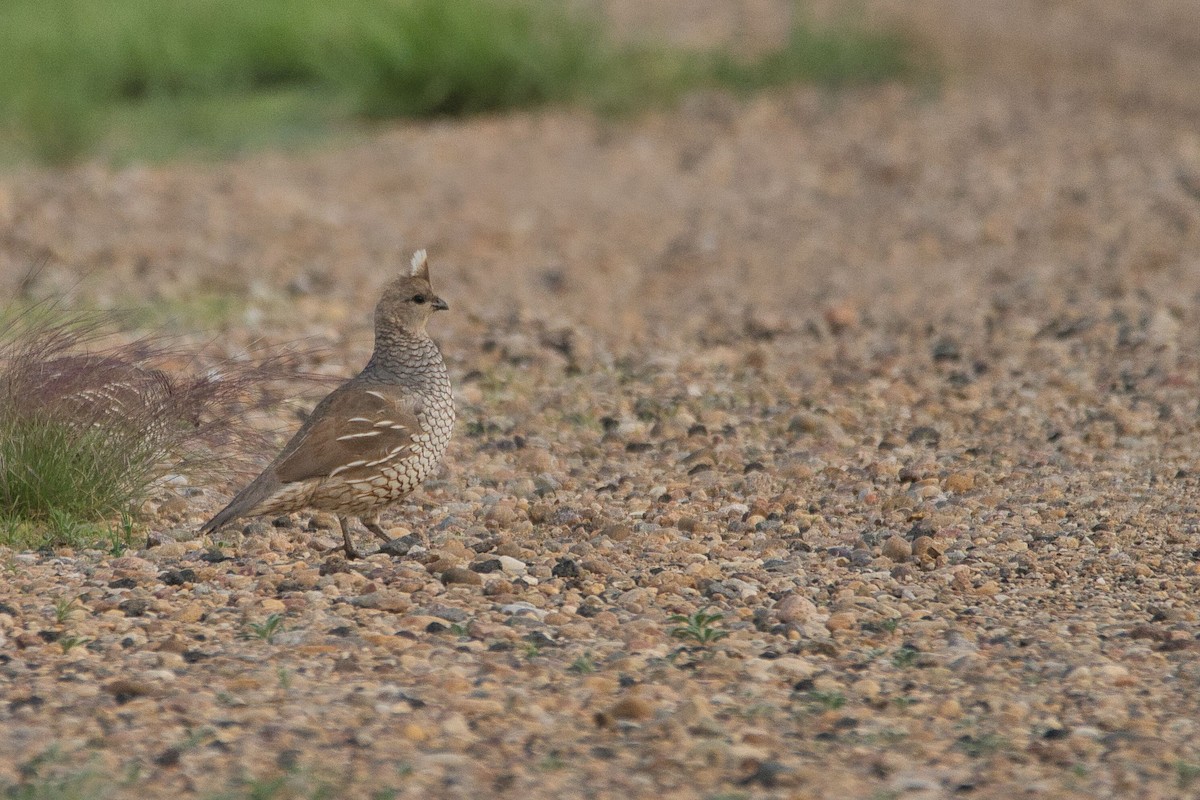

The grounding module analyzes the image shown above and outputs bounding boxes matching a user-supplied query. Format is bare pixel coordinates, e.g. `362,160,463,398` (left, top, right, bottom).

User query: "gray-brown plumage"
200,249,454,558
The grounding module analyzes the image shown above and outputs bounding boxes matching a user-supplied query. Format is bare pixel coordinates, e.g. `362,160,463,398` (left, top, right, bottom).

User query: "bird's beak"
432,296,449,311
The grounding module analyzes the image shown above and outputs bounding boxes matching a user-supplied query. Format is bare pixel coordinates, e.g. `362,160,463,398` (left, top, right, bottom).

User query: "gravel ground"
3,2,1200,798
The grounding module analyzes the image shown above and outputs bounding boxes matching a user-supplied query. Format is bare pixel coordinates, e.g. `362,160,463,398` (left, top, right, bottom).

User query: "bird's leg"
363,516,393,544
338,516,361,560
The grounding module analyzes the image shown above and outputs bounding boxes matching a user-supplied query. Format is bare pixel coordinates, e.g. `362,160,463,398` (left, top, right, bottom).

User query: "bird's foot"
338,516,363,560
363,518,392,544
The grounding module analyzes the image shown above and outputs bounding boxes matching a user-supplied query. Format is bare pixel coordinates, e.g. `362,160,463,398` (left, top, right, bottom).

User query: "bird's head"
375,249,449,335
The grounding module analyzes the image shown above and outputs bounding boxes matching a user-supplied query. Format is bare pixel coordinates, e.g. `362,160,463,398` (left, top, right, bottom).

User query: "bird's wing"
273,386,424,484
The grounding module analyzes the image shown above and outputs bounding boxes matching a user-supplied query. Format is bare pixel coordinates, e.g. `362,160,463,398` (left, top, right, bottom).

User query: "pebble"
774,594,820,624
497,555,528,575
500,602,546,619
440,567,484,586
173,603,204,623
602,696,654,723
104,679,156,702
825,611,857,632
882,535,912,562
349,591,412,612
944,472,976,492
768,657,819,680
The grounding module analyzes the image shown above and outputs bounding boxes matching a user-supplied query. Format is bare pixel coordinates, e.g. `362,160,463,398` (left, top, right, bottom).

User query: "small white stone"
497,555,528,575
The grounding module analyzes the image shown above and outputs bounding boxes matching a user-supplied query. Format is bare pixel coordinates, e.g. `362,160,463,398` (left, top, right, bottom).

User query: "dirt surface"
3,2,1200,798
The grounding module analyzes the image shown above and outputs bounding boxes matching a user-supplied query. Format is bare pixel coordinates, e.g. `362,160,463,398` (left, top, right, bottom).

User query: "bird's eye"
412,294,426,304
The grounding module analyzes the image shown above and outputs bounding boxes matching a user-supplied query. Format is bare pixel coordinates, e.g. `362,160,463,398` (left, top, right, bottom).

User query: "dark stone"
154,748,181,767
9,695,44,712
850,549,874,567
550,507,581,526
527,631,557,648
422,605,468,623
1157,639,1198,652
907,426,941,446
159,569,198,586
738,759,788,789
319,558,349,575
108,577,138,589
275,749,301,771
118,599,150,617
932,337,961,361
752,608,773,631
906,521,934,540
471,559,504,574
379,534,422,557
551,558,580,578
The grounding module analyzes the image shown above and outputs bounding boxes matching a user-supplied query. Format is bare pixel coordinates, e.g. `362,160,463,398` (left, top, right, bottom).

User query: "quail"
200,249,454,558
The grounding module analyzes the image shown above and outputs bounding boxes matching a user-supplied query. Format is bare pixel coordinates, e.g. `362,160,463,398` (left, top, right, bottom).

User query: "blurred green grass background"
0,0,923,164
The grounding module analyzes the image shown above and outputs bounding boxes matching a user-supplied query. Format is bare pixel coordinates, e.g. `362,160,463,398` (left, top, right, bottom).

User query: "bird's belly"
255,425,450,518
253,481,318,517
312,449,441,513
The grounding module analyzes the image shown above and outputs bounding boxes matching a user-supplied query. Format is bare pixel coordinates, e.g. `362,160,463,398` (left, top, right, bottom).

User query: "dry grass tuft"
0,303,302,548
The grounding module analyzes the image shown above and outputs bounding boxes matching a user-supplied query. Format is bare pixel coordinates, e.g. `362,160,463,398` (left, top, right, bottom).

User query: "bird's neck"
364,327,446,384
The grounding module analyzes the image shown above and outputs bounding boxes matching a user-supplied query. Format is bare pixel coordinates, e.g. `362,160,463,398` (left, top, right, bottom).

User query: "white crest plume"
409,249,428,277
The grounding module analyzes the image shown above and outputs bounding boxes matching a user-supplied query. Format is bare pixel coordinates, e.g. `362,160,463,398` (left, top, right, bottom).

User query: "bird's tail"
199,473,279,535
199,501,242,536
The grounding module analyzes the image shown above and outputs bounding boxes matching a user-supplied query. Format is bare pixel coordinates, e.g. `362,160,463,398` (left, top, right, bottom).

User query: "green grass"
0,0,925,164
0,301,296,550
112,293,250,331
1178,761,1200,790
891,645,919,668
706,20,918,93
1,750,346,800
0,415,160,540
954,733,1008,758
568,652,597,674
333,0,611,118
1,772,112,800
2,747,120,800
669,607,730,645
804,690,847,711
246,613,286,644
